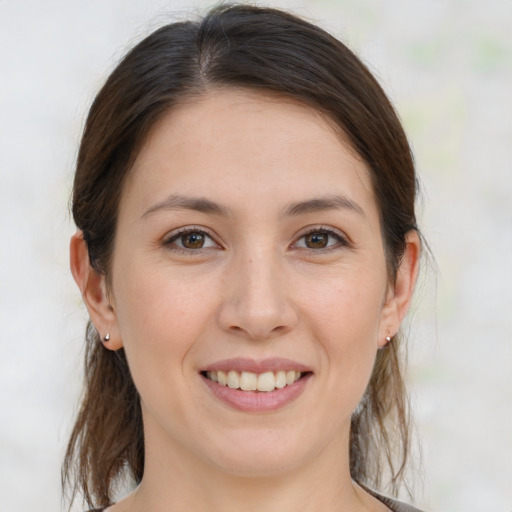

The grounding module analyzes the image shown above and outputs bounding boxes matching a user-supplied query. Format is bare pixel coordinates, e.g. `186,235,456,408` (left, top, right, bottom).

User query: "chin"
196,427,315,478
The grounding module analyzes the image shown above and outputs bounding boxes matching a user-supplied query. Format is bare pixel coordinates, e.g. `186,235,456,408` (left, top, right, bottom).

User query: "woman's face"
104,89,408,476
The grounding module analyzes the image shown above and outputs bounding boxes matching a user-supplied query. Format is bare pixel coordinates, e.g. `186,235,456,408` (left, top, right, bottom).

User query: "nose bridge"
218,241,296,339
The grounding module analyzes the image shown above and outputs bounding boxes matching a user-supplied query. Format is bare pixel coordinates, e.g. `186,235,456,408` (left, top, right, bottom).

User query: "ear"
378,230,421,347
70,231,123,350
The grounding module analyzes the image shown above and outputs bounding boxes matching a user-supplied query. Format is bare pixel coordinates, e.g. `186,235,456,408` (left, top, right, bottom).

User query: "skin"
71,89,420,512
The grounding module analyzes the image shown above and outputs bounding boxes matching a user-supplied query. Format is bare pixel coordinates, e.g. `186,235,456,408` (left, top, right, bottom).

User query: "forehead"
123,88,377,220
137,88,357,164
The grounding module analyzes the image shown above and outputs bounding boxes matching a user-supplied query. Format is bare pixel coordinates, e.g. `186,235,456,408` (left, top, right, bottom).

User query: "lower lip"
201,373,312,413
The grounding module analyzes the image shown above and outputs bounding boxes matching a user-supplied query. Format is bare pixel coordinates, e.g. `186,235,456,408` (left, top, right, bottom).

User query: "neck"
122,419,372,512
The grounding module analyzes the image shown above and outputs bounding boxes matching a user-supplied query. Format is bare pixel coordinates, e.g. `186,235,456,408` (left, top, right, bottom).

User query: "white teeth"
227,370,239,389
257,371,276,392
206,370,304,392
275,370,287,389
217,370,228,386
286,370,296,385
240,371,257,391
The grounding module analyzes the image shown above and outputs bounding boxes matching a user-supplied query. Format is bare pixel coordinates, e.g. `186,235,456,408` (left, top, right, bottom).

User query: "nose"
217,250,298,341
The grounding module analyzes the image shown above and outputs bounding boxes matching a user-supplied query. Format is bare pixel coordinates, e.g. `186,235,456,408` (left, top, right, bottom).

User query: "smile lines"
204,370,303,392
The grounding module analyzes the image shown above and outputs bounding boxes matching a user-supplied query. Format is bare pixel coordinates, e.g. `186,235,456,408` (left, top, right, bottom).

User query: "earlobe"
378,230,421,347
70,231,123,350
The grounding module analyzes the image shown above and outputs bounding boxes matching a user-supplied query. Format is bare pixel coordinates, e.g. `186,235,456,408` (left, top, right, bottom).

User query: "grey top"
372,493,424,512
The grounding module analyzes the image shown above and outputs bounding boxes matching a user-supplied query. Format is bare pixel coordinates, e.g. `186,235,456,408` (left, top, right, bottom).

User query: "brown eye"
181,232,205,249
304,233,329,249
165,229,217,251
294,228,346,251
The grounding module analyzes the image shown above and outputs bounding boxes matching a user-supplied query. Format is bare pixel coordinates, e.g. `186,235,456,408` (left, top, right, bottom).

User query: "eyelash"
293,226,349,253
162,225,349,254
162,226,220,254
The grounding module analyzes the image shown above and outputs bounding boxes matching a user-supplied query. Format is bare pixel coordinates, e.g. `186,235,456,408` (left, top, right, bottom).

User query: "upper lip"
202,358,312,374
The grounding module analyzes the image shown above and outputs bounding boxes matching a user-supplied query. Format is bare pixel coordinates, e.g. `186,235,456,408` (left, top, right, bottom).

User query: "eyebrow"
142,195,229,218
284,195,365,217
141,193,365,219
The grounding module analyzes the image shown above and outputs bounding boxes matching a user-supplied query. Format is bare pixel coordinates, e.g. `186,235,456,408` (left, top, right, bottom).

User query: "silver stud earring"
385,336,391,343
103,333,110,342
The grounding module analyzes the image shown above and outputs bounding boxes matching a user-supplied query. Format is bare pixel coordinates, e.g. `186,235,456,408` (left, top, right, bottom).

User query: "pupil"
183,232,204,249
306,233,328,248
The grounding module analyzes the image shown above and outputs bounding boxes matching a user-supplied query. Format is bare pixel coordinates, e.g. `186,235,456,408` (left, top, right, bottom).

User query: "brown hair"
64,4,419,508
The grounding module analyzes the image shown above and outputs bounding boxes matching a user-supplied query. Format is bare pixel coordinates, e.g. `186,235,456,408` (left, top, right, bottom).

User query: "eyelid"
162,225,222,251
292,225,350,250
161,224,349,253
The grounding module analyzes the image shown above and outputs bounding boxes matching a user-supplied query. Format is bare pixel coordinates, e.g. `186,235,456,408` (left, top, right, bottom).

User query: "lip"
200,358,313,413
202,357,312,374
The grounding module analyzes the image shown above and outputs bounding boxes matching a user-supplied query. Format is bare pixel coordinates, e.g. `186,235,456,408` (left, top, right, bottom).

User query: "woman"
64,4,424,511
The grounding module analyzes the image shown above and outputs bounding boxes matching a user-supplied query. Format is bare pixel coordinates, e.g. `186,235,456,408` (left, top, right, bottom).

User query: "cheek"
301,268,385,341
318,286,381,372
112,259,217,379
297,270,385,405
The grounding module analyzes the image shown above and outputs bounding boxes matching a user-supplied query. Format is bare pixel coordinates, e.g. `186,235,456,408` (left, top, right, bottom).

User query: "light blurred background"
0,1,510,510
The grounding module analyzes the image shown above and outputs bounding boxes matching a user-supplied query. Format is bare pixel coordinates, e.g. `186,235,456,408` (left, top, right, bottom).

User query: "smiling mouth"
201,370,308,392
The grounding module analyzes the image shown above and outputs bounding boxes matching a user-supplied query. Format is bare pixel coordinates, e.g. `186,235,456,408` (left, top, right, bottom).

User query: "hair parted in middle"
64,4,419,508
